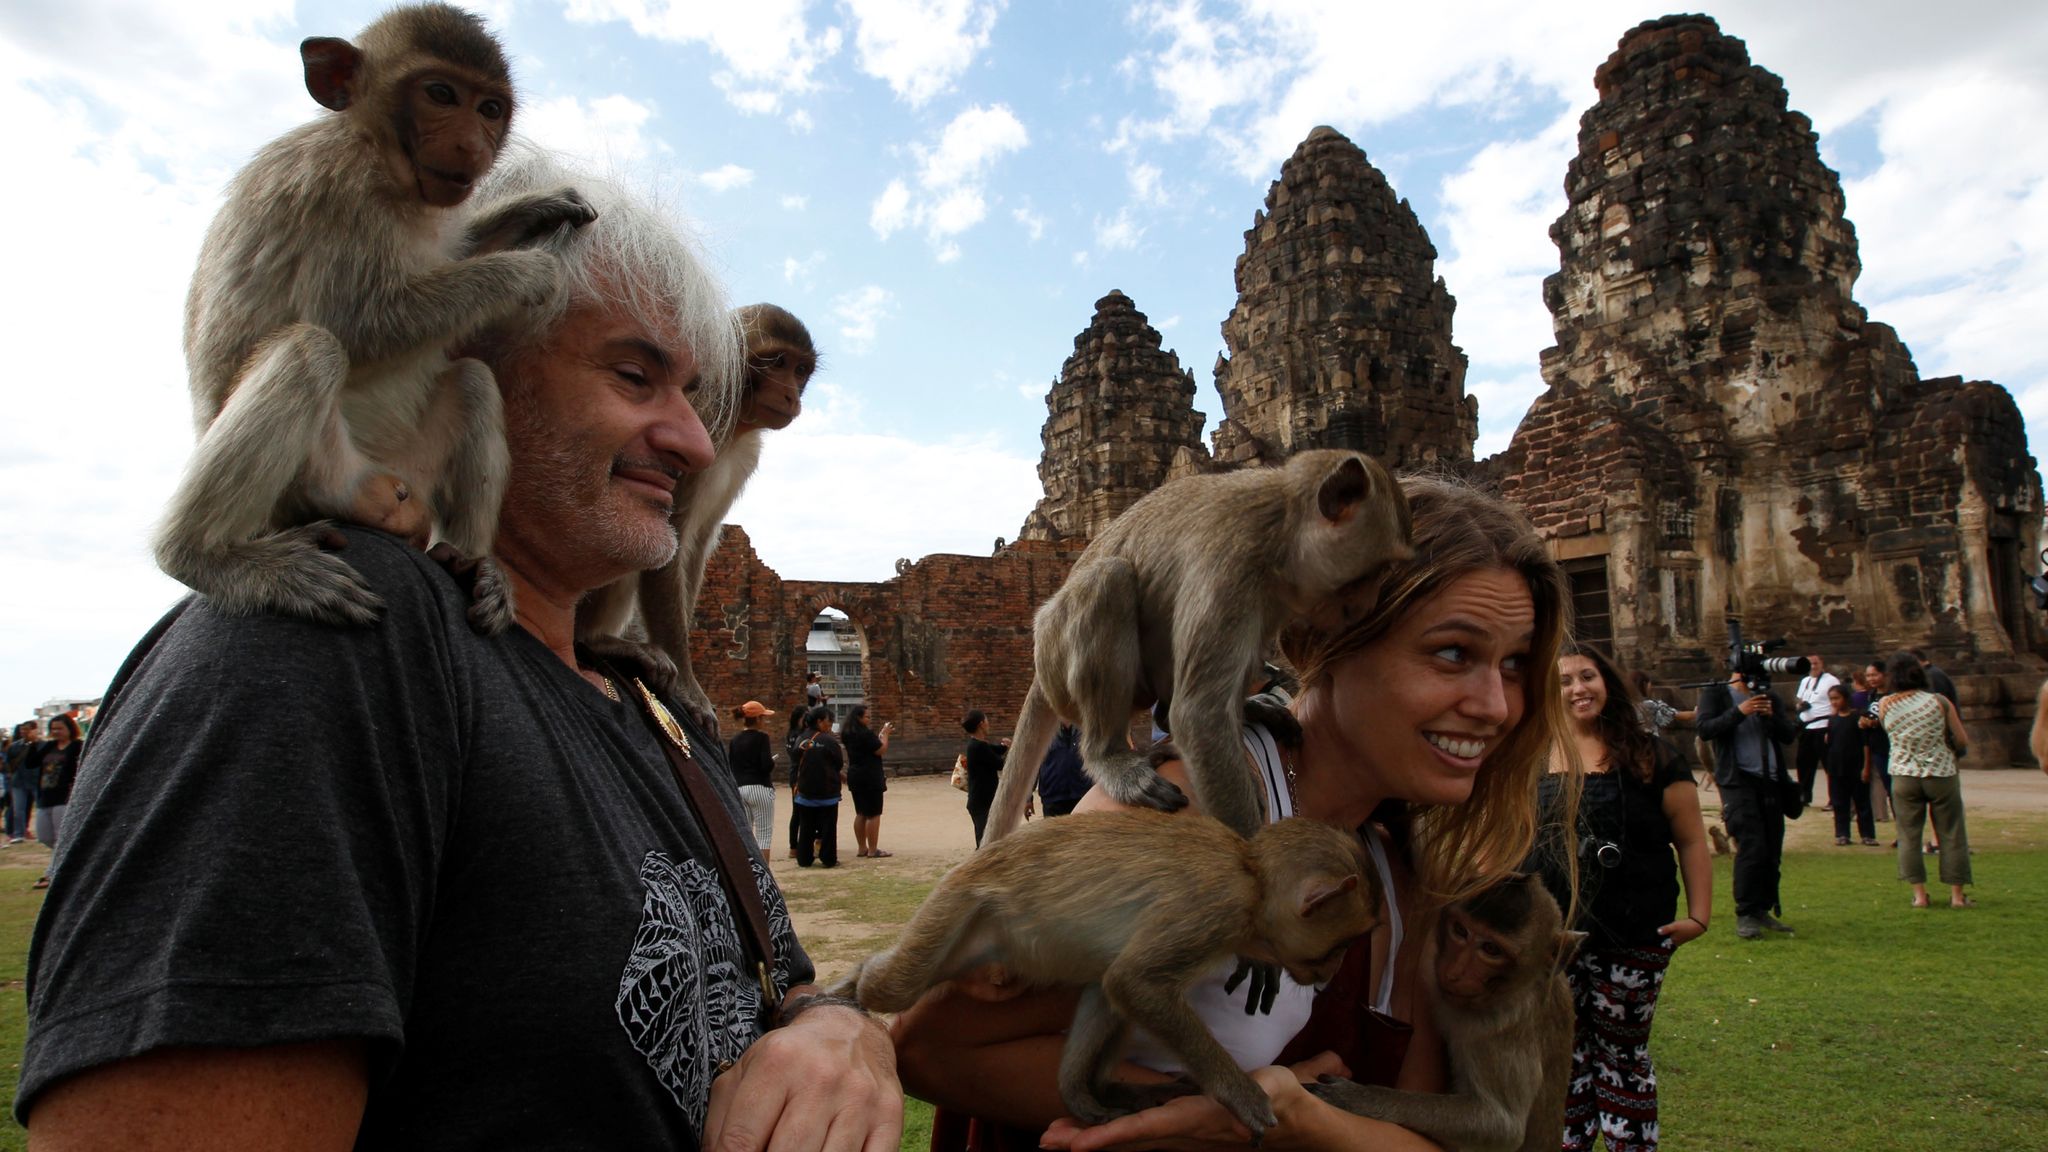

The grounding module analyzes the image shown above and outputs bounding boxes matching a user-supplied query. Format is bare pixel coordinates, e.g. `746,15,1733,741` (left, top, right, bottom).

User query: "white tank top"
1120,724,1403,1074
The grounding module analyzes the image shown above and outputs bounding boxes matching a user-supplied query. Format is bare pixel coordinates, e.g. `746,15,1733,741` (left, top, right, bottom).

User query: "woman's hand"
1656,917,1707,946
1039,1055,1348,1152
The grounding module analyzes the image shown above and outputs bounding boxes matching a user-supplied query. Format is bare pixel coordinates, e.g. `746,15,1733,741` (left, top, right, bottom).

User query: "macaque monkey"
830,811,1376,1140
157,2,596,632
982,449,1412,846
1308,873,1584,1152
578,304,816,720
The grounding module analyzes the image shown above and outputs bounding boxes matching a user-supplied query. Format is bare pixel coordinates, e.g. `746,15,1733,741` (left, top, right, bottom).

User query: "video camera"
1724,616,1809,692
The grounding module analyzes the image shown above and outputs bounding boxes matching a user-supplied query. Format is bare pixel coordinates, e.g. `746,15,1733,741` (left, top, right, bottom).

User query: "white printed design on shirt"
616,852,798,1133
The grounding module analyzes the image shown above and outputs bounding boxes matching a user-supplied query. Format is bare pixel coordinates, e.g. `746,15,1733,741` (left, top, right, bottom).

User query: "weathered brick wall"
1019,291,1212,543
1212,126,1477,470
693,528,1083,772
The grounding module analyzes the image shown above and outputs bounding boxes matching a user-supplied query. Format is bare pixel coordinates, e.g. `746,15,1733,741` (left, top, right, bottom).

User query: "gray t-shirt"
19,531,811,1146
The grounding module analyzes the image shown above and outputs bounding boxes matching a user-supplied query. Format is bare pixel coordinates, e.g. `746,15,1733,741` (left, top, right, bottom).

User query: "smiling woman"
892,474,1578,1152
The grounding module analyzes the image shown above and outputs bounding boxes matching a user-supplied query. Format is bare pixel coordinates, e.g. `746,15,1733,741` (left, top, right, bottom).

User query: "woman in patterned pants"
1541,643,1714,1151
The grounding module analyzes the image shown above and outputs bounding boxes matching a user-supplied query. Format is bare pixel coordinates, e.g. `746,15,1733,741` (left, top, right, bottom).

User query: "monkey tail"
982,679,1060,848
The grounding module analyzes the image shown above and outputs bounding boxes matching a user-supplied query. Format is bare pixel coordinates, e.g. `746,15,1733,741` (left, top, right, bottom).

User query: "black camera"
1726,617,1808,691
2028,547,2048,612
1580,835,1622,870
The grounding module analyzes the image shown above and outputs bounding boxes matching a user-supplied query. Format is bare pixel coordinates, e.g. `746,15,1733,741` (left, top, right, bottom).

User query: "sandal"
1951,897,1977,909
1909,897,1931,908
869,850,893,858
31,877,48,890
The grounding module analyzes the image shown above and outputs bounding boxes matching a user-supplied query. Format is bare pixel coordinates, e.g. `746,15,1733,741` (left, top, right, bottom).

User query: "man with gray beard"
19,147,899,1150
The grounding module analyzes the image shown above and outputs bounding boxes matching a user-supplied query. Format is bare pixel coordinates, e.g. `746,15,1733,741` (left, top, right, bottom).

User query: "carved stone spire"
1211,125,1475,469
1018,290,1210,542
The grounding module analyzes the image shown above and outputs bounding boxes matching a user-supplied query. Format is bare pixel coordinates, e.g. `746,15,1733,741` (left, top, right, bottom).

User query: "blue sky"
3,0,2046,721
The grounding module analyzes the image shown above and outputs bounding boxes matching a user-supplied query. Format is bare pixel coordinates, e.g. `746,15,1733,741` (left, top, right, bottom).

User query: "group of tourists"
10,131,2002,1152
0,716,83,890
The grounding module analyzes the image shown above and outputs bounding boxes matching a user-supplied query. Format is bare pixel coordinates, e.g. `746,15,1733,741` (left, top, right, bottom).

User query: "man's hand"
1737,694,1771,716
702,1001,901,1152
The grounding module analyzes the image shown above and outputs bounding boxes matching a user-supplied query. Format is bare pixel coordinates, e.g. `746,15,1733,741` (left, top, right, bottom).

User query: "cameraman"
1698,669,1801,939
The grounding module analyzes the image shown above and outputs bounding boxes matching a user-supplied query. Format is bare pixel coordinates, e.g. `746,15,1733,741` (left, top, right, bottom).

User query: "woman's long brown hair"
1280,474,1579,907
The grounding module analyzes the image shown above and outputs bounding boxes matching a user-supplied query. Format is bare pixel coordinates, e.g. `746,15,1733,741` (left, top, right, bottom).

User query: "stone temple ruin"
696,13,2042,766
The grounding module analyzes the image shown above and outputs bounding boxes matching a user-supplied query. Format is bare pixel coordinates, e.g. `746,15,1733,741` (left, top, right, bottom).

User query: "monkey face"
398,70,513,207
739,351,812,432
1435,909,1517,1001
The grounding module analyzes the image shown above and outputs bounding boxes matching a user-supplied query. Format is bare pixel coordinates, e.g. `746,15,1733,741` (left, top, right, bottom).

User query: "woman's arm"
1940,696,1968,749
1658,778,1712,945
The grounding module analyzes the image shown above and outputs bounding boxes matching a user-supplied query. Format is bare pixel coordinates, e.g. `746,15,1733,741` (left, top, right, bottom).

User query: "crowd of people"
0,716,85,890
10,127,2022,1152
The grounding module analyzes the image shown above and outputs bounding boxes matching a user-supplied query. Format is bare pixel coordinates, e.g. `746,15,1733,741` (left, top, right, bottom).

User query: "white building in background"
806,611,864,727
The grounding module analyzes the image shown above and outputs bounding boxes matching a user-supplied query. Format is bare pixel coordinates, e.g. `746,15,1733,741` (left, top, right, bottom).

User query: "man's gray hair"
473,141,743,443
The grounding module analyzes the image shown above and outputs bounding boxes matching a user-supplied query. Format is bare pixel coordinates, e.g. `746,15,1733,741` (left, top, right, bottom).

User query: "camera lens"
1595,841,1623,869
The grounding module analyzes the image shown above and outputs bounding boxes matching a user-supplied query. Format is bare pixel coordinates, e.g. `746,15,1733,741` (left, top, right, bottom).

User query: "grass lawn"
0,817,2042,1150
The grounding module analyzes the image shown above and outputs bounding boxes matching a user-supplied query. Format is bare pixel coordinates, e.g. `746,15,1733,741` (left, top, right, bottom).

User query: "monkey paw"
346,472,433,550
466,556,516,636
263,523,386,627
1243,693,1301,744
1223,958,1283,1015
1092,752,1188,814
582,635,680,697
1304,1076,1385,1117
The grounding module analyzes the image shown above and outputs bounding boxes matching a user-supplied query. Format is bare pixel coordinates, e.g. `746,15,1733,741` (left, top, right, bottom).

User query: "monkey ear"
1553,930,1588,973
301,37,363,112
1315,456,1370,523
1299,872,1360,918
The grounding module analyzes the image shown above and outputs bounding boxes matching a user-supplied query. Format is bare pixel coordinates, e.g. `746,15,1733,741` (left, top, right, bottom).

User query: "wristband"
1687,916,1708,930
774,992,867,1029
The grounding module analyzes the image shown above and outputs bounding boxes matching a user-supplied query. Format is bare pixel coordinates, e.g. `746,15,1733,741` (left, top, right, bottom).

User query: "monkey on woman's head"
158,2,597,632
831,811,1377,1141
982,449,1412,847
1309,873,1583,1152
576,303,818,727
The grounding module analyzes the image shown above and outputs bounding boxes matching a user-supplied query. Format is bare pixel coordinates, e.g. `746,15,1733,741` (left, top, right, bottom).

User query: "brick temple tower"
1210,125,1477,470
1017,290,1212,543
1488,14,2042,758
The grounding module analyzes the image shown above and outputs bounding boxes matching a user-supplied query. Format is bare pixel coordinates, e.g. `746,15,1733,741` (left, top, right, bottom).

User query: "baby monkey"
1308,873,1583,1152
830,811,1376,1141
983,449,1411,847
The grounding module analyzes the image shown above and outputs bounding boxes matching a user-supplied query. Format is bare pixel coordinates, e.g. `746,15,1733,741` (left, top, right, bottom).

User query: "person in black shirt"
1823,684,1875,846
960,710,1009,847
792,706,844,868
840,706,893,858
1542,644,1712,1152
1034,723,1089,818
726,701,779,859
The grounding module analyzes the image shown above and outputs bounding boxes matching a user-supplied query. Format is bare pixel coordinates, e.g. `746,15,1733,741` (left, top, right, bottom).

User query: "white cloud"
845,0,1002,107
787,108,816,133
695,163,756,192
1072,249,1091,267
1094,208,1143,252
870,178,913,238
871,103,1029,259
1158,314,1182,330
1128,161,1167,206
780,193,810,211
918,103,1030,189
1012,205,1046,241
1433,110,1578,446
563,0,843,115
519,94,663,166
833,285,897,352
0,1,306,720
728,398,1041,581
782,250,827,286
